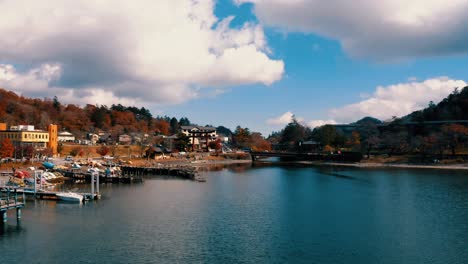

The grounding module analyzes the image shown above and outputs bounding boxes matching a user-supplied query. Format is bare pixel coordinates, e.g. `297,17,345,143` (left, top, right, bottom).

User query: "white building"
58,131,75,142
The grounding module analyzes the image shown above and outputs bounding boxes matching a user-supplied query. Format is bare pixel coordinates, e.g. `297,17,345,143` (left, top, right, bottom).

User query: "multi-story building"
180,126,217,151
0,123,58,156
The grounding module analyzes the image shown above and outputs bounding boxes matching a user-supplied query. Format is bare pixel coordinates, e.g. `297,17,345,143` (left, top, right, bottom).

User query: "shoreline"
2,157,467,173
297,161,468,170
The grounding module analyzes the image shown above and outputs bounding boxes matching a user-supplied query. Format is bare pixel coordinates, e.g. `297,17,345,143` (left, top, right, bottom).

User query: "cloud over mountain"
330,77,467,123
237,0,468,60
0,0,284,105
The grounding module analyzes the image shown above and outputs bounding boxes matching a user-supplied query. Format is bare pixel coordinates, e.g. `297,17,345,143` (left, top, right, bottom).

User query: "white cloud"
0,0,284,105
238,0,468,59
330,77,467,123
267,111,295,125
308,119,337,128
266,111,307,126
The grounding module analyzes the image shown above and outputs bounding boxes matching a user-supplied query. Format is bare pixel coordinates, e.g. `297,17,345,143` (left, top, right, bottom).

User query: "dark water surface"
1,165,468,263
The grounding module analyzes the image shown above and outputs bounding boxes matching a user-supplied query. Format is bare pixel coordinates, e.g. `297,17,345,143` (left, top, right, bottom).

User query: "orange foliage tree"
96,146,110,157
442,124,468,156
0,138,14,158
250,132,271,152
152,119,170,135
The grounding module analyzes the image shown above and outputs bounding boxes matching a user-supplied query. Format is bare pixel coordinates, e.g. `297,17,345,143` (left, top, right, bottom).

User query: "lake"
1,164,467,263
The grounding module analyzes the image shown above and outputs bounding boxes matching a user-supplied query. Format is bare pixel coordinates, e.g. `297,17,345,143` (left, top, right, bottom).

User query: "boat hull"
56,193,83,203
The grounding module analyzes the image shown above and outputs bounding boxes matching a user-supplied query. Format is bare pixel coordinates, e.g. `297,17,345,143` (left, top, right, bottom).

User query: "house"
99,132,113,143
301,140,321,152
180,126,217,151
118,134,132,145
87,133,99,144
58,131,75,142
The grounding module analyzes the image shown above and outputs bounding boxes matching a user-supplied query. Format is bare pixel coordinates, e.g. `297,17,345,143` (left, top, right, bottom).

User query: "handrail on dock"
1,186,26,224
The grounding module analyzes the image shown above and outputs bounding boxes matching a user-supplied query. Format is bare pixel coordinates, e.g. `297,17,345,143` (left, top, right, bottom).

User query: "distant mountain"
405,86,468,122
353,116,383,125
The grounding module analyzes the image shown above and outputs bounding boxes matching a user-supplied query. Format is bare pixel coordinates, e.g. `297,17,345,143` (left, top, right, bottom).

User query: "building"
0,123,58,156
87,133,99,144
47,124,58,155
118,134,132,145
58,131,75,142
180,126,217,151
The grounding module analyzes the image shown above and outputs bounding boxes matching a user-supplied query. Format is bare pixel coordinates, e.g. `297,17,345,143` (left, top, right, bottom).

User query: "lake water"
1,164,468,263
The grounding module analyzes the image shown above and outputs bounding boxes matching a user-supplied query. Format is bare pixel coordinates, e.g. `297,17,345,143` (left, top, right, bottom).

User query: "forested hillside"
0,88,191,137
406,86,468,122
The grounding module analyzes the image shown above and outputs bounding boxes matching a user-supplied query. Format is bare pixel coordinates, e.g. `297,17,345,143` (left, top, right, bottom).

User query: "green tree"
179,117,191,126
280,117,308,145
53,96,61,112
170,117,179,134
174,132,190,151
312,125,337,146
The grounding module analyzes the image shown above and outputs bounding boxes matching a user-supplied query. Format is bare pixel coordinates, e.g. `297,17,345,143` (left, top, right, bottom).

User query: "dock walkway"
0,186,25,223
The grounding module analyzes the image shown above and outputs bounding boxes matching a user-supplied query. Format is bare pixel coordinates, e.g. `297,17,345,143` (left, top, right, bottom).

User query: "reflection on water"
0,223,25,237
0,164,467,264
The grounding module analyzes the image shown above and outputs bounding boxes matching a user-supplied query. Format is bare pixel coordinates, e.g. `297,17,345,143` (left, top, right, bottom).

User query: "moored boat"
56,192,83,203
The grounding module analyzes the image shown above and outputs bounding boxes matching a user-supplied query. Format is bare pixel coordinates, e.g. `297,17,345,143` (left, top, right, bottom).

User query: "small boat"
56,192,83,203
42,162,55,169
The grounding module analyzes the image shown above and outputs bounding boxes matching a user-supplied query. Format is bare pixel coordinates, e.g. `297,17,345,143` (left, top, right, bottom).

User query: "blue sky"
0,0,467,135
163,0,468,135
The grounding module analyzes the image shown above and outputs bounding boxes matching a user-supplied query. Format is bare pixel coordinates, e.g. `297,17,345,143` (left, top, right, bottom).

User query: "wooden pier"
0,187,100,201
59,170,143,184
0,186,25,224
120,165,205,182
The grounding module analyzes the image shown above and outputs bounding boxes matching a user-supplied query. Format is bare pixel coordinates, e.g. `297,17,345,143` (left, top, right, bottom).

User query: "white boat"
56,192,83,203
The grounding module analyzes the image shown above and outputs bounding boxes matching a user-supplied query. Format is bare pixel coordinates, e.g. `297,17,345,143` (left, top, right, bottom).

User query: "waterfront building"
180,126,217,151
0,123,58,156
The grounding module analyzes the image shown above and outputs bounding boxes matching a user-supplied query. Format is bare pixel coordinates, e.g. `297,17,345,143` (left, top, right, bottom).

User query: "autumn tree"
441,124,468,156
69,146,83,157
250,132,271,152
96,146,110,157
208,139,222,152
152,119,170,135
346,131,361,151
0,138,14,158
232,126,251,148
